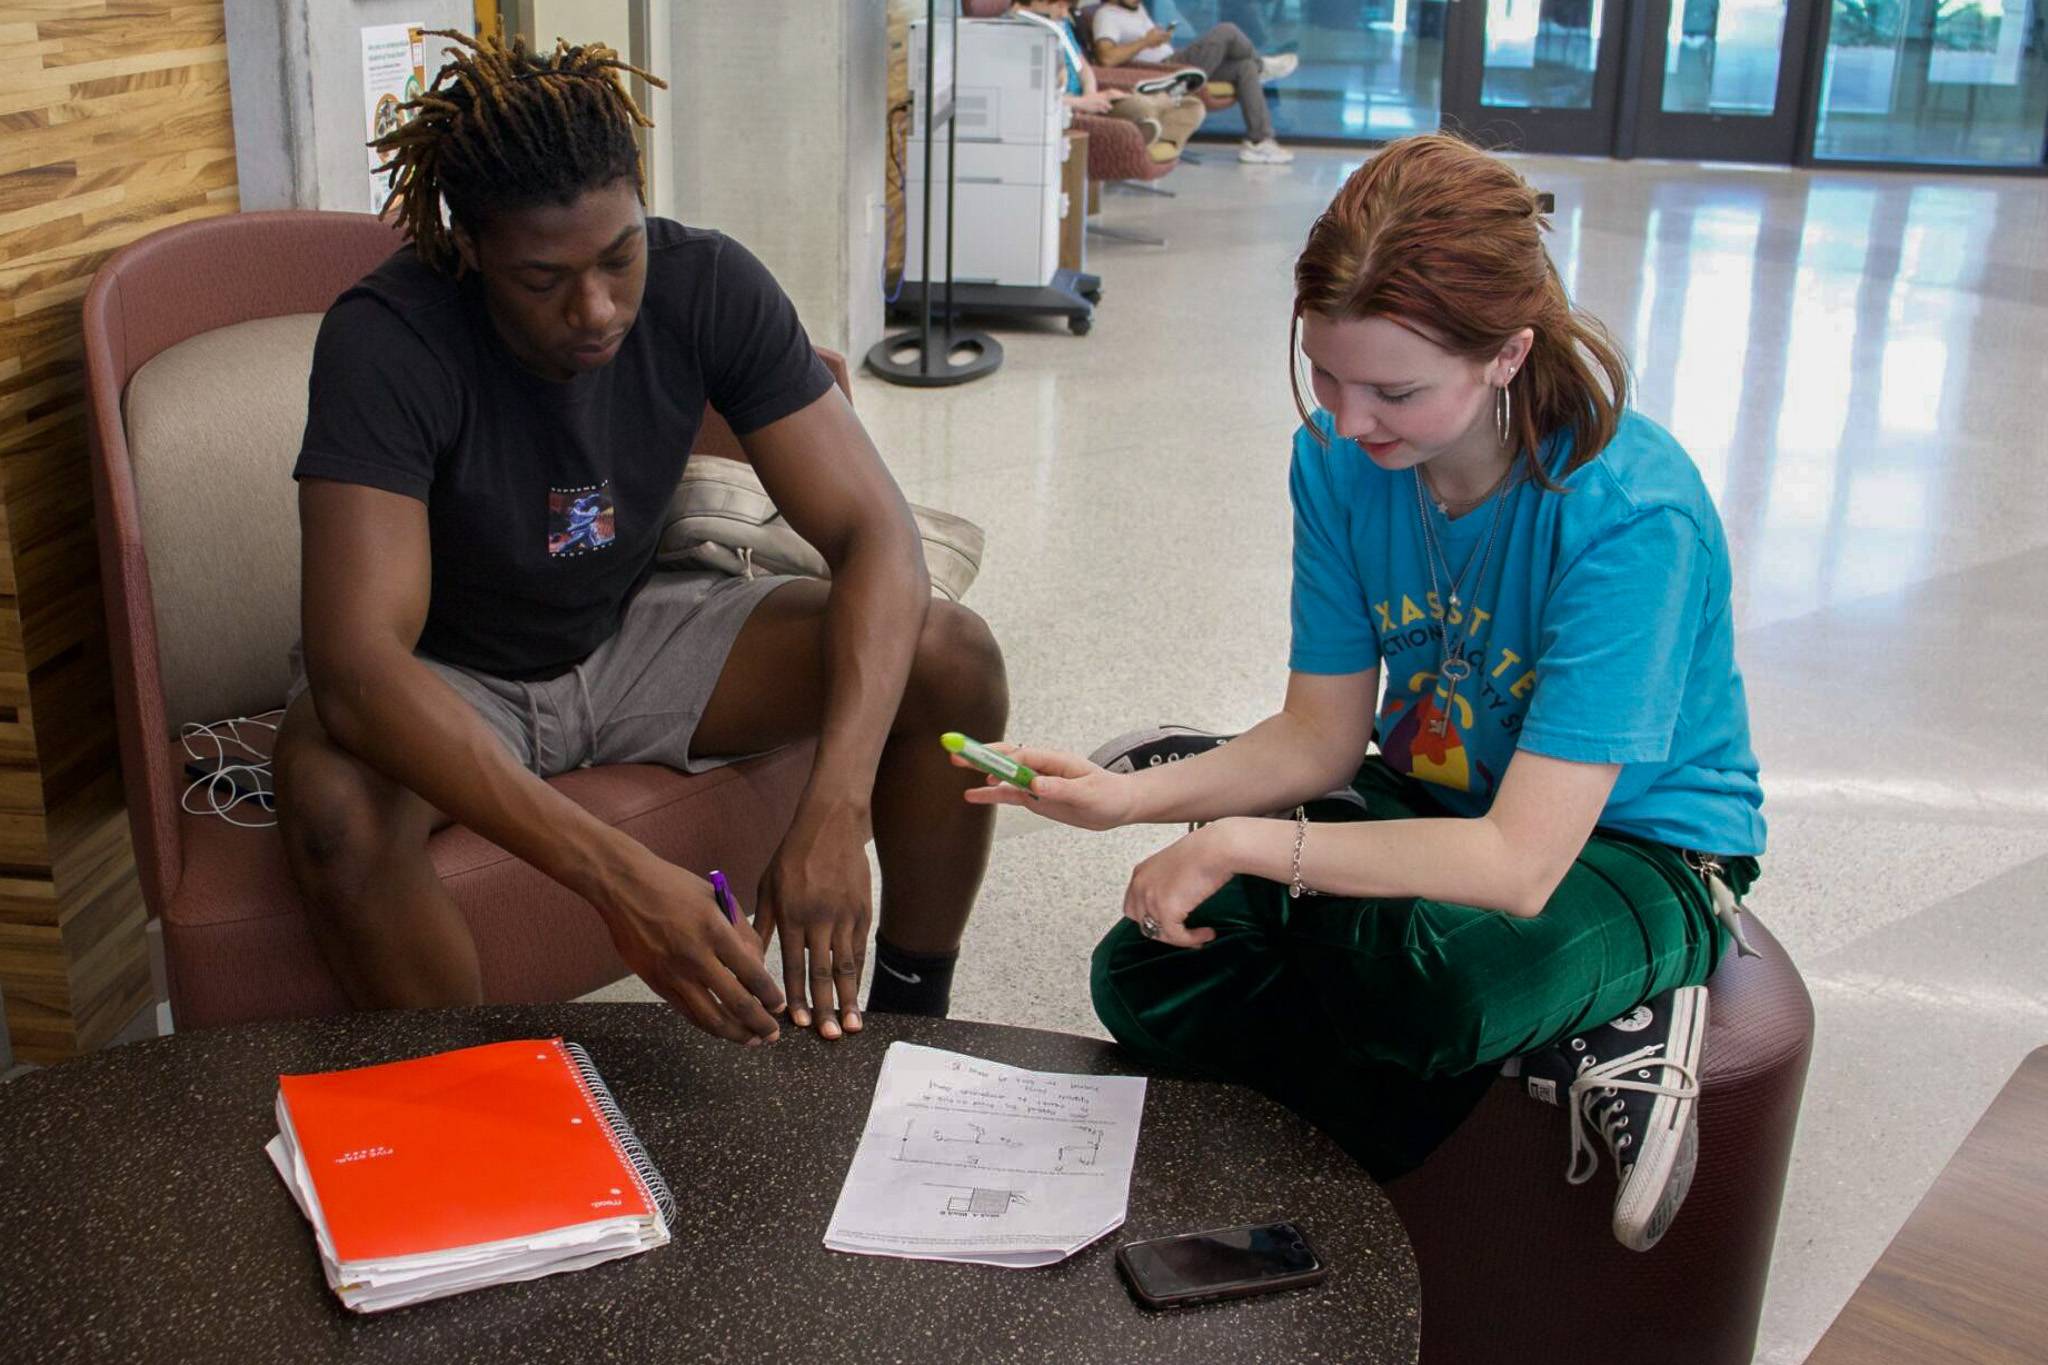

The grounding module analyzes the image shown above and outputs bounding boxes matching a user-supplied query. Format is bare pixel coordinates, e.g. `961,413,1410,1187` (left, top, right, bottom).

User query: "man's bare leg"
691,580,1009,1020
274,694,481,1007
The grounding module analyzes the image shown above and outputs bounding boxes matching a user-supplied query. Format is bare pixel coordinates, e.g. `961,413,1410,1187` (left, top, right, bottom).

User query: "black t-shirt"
294,218,834,680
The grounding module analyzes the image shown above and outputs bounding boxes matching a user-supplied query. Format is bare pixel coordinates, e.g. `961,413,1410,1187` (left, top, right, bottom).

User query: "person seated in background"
955,134,1767,1253
1014,0,1203,163
1146,0,1269,53
1087,0,1298,163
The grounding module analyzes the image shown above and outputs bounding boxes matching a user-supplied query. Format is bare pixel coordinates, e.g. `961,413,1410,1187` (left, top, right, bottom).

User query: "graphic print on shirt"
1370,591,1537,800
547,481,616,558
1379,671,1497,795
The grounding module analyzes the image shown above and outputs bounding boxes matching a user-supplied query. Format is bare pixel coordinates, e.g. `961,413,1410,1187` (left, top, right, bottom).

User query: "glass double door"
1440,0,1822,161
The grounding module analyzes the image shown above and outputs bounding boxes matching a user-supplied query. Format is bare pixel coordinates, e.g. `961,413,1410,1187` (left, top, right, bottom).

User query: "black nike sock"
864,937,959,1018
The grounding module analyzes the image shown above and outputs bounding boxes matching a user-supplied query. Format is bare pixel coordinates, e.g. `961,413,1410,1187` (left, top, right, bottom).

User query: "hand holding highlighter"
940,731,1038,794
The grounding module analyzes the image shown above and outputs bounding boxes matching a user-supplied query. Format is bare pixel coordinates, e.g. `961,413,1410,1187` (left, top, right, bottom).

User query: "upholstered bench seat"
1388,912,1813,1364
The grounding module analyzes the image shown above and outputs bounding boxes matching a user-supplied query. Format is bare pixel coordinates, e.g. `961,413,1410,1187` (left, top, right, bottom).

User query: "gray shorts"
287,568,801,777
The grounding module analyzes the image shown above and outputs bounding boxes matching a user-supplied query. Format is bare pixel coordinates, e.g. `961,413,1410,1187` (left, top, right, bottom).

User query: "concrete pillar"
663,3,888,361
225,0,478,212
229,3,883,358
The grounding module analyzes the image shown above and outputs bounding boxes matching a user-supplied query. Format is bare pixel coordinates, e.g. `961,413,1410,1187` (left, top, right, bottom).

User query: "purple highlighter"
706,869,742,927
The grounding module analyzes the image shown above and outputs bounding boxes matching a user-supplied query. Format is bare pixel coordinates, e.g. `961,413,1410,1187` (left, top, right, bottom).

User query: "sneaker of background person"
1146,141,1180,163
1259,52,1299,82
1238,137,1294,164
1134,68,1206,98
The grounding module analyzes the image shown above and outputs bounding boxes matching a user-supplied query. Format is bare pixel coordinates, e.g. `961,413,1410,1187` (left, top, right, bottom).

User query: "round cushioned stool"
1386,913,1813,1365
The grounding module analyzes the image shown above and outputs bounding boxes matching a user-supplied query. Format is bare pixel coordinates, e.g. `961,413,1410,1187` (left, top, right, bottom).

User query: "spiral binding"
562,1041,676,1228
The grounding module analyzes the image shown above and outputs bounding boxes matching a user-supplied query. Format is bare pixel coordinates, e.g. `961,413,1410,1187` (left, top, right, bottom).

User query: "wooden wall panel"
0,1,237,1062
886,0,908,283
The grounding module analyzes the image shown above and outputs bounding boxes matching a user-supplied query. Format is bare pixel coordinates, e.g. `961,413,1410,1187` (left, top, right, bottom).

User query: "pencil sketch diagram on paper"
931,1184,1029,1218
893,1116,1107,1175
823,1042,1149,1268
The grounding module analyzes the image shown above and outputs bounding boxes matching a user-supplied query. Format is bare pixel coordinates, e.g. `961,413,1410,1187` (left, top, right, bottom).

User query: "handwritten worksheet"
823,1042,1147,1268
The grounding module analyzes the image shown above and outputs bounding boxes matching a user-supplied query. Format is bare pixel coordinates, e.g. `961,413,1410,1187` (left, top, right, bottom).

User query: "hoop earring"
1291,313,1331,429
1496,383,1513,448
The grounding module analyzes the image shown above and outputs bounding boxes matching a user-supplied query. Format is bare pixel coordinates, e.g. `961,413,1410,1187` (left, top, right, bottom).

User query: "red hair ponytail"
1290,133,1629,487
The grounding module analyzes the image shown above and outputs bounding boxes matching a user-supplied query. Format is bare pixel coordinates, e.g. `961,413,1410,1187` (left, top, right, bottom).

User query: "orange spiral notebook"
264,1038,673,1313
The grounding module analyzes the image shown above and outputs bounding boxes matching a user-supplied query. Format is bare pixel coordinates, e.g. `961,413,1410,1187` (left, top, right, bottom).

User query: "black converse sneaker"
1087,725,1374,818
1520,985,1709,1252
1088,725,1235,773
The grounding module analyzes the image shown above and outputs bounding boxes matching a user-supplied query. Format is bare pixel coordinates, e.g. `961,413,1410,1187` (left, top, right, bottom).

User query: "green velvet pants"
1090,760,1754,1181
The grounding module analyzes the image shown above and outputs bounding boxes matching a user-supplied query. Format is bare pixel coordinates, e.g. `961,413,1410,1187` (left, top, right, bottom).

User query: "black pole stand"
867,0,1002,387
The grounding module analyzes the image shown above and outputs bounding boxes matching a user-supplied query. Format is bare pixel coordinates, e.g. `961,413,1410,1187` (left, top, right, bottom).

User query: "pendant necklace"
1420,458,1517,518
1414,463,1517,737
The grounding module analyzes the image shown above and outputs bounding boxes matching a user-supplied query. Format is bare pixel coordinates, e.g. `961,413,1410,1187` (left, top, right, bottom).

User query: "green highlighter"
940,731,1038,793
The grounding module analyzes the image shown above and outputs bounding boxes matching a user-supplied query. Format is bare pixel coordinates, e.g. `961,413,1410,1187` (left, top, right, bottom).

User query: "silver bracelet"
1288,805,1309,899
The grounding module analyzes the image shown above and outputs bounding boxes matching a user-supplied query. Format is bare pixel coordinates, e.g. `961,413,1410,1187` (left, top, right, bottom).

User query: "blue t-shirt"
1012,10,1088,94
1057,18,1087,94
1288,410,1765,856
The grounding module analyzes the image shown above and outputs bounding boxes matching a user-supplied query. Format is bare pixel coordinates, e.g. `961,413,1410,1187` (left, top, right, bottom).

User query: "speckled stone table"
0,1005,1420,1364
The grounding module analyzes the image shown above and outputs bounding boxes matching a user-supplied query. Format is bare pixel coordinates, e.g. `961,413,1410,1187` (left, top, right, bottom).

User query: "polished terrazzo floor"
617,148,2048,1362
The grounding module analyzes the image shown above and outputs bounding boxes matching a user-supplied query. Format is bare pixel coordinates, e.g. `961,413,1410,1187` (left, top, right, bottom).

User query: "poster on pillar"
363,24,428,214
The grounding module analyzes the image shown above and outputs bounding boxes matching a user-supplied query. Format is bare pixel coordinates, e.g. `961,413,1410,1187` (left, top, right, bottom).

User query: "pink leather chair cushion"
163,741,814,1029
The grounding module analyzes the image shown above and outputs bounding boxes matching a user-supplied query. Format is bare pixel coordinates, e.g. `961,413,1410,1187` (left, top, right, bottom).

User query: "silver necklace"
1414,467,1515,737
1420,457,1517,517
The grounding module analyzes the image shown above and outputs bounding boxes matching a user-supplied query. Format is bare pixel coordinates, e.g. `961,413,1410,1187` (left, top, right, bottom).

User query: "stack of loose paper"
265,1039,672,1312
825,1042,1147,1268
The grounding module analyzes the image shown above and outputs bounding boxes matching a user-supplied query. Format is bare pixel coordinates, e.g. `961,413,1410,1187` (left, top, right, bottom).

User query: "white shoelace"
1564,1044,1701,1186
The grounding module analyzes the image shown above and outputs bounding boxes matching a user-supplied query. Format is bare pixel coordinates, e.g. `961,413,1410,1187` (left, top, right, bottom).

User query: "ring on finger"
1140,915,1162,939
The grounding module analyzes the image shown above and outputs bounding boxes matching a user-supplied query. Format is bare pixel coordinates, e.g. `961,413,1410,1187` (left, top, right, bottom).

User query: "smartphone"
1116,1220,1327,1310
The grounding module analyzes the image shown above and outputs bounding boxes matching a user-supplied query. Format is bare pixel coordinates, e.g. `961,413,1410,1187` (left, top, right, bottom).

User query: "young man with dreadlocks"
278,32,1006,1046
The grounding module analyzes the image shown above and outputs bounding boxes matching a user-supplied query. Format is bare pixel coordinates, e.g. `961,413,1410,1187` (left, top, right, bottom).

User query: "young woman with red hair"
961,134,1765,1252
